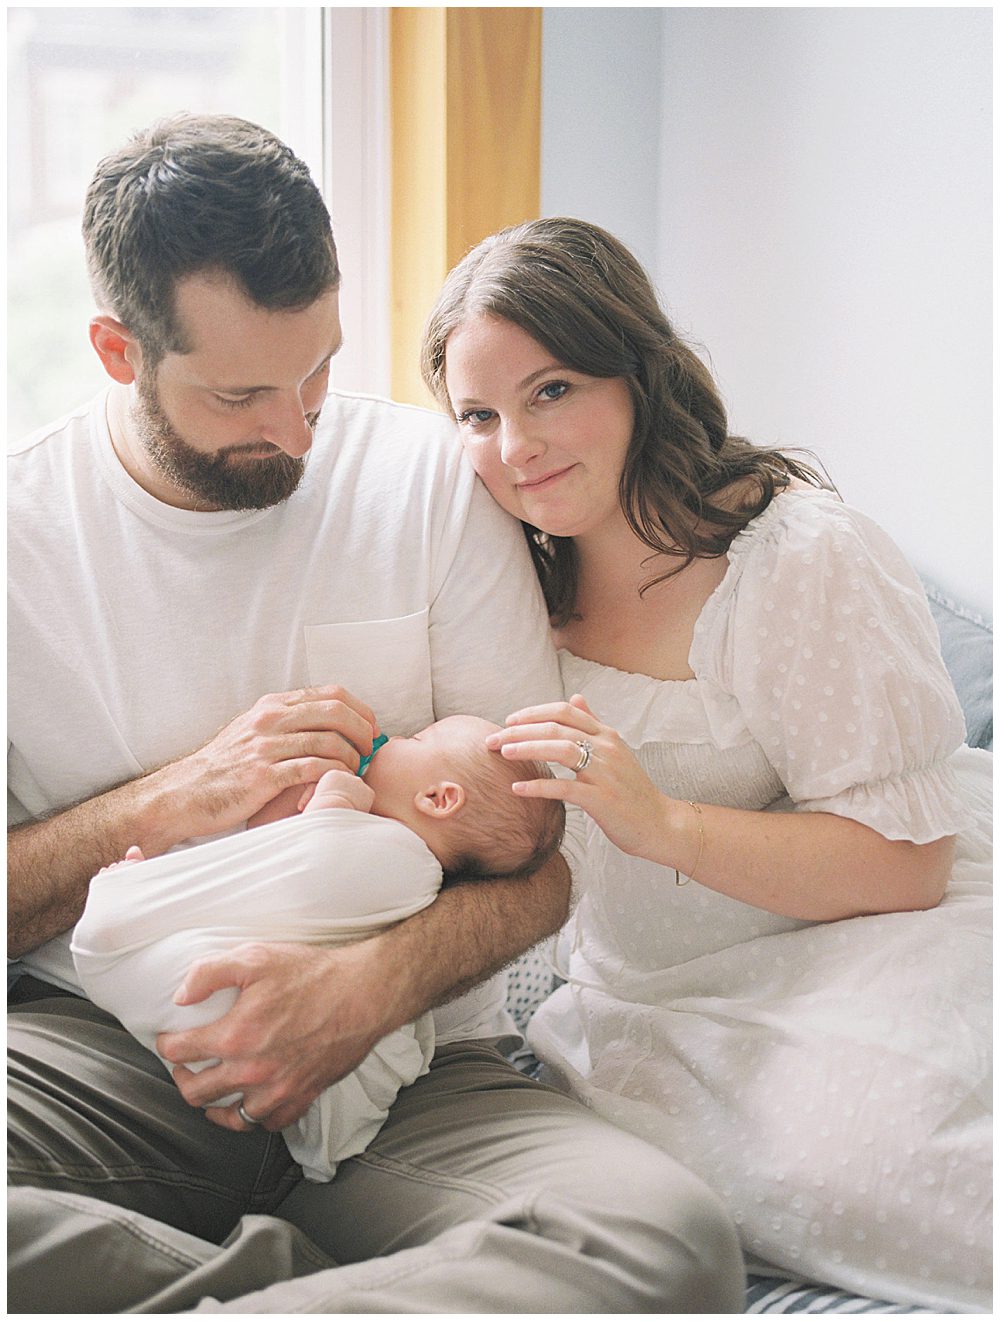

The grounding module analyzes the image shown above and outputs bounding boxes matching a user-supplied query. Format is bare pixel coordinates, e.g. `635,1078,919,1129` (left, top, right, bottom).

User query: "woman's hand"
488,694,675,862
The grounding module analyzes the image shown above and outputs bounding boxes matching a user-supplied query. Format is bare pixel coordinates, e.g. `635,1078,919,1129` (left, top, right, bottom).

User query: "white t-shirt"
8,387,567,1042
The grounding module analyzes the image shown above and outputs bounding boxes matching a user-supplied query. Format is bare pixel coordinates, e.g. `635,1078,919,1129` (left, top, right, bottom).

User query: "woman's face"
444,315,635,541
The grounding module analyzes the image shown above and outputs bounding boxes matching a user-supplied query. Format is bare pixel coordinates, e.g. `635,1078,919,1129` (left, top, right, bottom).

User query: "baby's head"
363,715,564,881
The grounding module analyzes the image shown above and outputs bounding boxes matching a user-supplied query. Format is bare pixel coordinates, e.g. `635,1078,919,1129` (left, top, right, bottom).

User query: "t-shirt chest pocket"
303,610,435,737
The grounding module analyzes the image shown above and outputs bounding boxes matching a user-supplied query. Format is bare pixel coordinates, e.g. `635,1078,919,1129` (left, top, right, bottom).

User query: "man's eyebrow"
210,339,343,394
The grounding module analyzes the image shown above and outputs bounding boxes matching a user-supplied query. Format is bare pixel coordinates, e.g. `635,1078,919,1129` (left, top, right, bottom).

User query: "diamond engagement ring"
237,1102,260,1126
573,740,594,772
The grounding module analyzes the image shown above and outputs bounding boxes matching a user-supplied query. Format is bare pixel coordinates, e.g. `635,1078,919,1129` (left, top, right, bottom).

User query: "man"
7,114,743,1312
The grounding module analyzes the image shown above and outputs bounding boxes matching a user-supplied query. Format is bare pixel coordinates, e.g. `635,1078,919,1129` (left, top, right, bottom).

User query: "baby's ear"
414,781,466,819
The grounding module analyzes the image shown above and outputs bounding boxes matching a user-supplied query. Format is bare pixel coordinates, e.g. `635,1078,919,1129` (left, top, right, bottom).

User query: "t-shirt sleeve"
718,498,969,842
427,472,563,723
425,466,586,903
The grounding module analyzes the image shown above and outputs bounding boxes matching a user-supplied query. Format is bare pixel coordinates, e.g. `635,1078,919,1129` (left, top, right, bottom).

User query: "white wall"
658,7,991,612
542,8,992,614
541,8,663,276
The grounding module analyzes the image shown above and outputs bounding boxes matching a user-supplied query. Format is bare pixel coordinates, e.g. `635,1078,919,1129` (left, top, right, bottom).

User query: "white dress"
527,490,992,1313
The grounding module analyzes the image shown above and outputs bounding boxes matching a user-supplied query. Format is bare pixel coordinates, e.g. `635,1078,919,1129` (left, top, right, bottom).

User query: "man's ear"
413,781,466,820
89,316,144,385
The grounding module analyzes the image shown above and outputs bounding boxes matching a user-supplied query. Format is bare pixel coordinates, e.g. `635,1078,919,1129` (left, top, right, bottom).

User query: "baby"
72,715,563,1181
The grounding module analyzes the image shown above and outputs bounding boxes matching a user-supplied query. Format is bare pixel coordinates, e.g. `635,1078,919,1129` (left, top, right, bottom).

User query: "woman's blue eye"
539,381,568,401
457,409,495,427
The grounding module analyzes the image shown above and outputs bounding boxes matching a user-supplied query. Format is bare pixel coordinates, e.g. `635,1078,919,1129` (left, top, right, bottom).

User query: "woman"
420,219,992,1312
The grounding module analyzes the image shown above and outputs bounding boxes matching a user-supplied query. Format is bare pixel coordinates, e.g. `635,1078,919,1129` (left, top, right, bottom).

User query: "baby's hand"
98,844,146,874
301,769,375,815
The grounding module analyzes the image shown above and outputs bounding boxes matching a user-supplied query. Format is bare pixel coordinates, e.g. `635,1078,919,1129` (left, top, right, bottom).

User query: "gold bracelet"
675,800,704,887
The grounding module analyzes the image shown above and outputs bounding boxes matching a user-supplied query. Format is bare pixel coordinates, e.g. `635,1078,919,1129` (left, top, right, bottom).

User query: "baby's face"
362,715,500,815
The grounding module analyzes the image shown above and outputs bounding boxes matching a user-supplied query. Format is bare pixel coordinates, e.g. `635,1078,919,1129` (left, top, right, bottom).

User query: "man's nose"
258,395,314,457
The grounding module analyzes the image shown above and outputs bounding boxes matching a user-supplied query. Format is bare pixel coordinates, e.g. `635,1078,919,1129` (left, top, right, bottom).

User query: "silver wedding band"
573,740,594,773
237,1102,260,1127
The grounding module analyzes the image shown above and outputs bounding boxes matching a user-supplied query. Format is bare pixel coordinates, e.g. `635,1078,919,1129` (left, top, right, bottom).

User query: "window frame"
320,7,391,399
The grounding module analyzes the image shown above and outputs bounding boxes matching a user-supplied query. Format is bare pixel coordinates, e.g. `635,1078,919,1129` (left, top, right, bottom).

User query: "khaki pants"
8,985,744,1313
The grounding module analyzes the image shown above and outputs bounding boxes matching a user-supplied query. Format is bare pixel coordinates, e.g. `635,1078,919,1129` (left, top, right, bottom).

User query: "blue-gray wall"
540,7,991,613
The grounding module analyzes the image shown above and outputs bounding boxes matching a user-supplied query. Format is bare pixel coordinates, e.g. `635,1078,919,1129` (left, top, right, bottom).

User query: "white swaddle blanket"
72,809,442,1181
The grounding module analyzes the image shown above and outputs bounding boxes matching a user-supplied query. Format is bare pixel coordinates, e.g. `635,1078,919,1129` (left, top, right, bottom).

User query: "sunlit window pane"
7,5,321,442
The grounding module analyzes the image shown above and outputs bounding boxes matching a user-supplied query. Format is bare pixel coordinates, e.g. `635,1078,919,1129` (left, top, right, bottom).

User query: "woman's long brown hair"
422,217,827,625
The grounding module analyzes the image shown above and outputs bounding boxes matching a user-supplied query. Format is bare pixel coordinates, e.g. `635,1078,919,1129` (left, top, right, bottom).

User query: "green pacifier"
358,732,389,777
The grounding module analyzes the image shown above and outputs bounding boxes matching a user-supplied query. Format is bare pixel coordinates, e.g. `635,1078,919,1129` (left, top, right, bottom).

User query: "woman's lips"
516,464,575,491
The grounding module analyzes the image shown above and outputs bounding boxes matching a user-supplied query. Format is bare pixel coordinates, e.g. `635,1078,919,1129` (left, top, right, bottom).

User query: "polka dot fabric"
504,943,556,1033
694,491,972,841
526,491,992,1313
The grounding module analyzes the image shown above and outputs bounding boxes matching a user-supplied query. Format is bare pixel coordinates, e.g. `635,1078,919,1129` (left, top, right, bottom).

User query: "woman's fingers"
498,736,600,774
568,693,596,717
512,778,569,800
510,774,590,805
490,720,597,750
492,695,611,778
501,697,602,736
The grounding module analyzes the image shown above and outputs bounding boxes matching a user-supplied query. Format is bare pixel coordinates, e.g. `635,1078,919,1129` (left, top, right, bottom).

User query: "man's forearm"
9,685,389,957
7,770,181,956
369,851,572,1036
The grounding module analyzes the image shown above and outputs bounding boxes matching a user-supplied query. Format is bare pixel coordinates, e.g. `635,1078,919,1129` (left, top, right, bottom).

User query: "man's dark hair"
83,113,340,364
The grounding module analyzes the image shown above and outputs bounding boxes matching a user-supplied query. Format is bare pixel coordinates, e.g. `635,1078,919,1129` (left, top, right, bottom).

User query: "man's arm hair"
9,684,384,957
7,771,179,957
370,849,571,1026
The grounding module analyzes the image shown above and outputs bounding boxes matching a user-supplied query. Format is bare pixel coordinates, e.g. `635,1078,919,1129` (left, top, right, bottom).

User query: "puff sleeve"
698,494,969,843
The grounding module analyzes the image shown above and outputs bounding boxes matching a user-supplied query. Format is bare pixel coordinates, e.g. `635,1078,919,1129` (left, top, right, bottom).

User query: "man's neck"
104,385,214,512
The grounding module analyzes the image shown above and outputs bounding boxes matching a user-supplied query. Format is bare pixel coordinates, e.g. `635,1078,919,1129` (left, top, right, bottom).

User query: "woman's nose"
499,418,544,468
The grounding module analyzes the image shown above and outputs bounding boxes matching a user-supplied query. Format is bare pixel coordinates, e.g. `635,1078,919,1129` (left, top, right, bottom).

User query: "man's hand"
7,685,380,956
162,686,379,840
156,940,397,1131
155,851,571,1134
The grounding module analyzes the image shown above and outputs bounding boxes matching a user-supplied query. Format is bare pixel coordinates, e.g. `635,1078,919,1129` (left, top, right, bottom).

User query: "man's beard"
133,373,316,511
